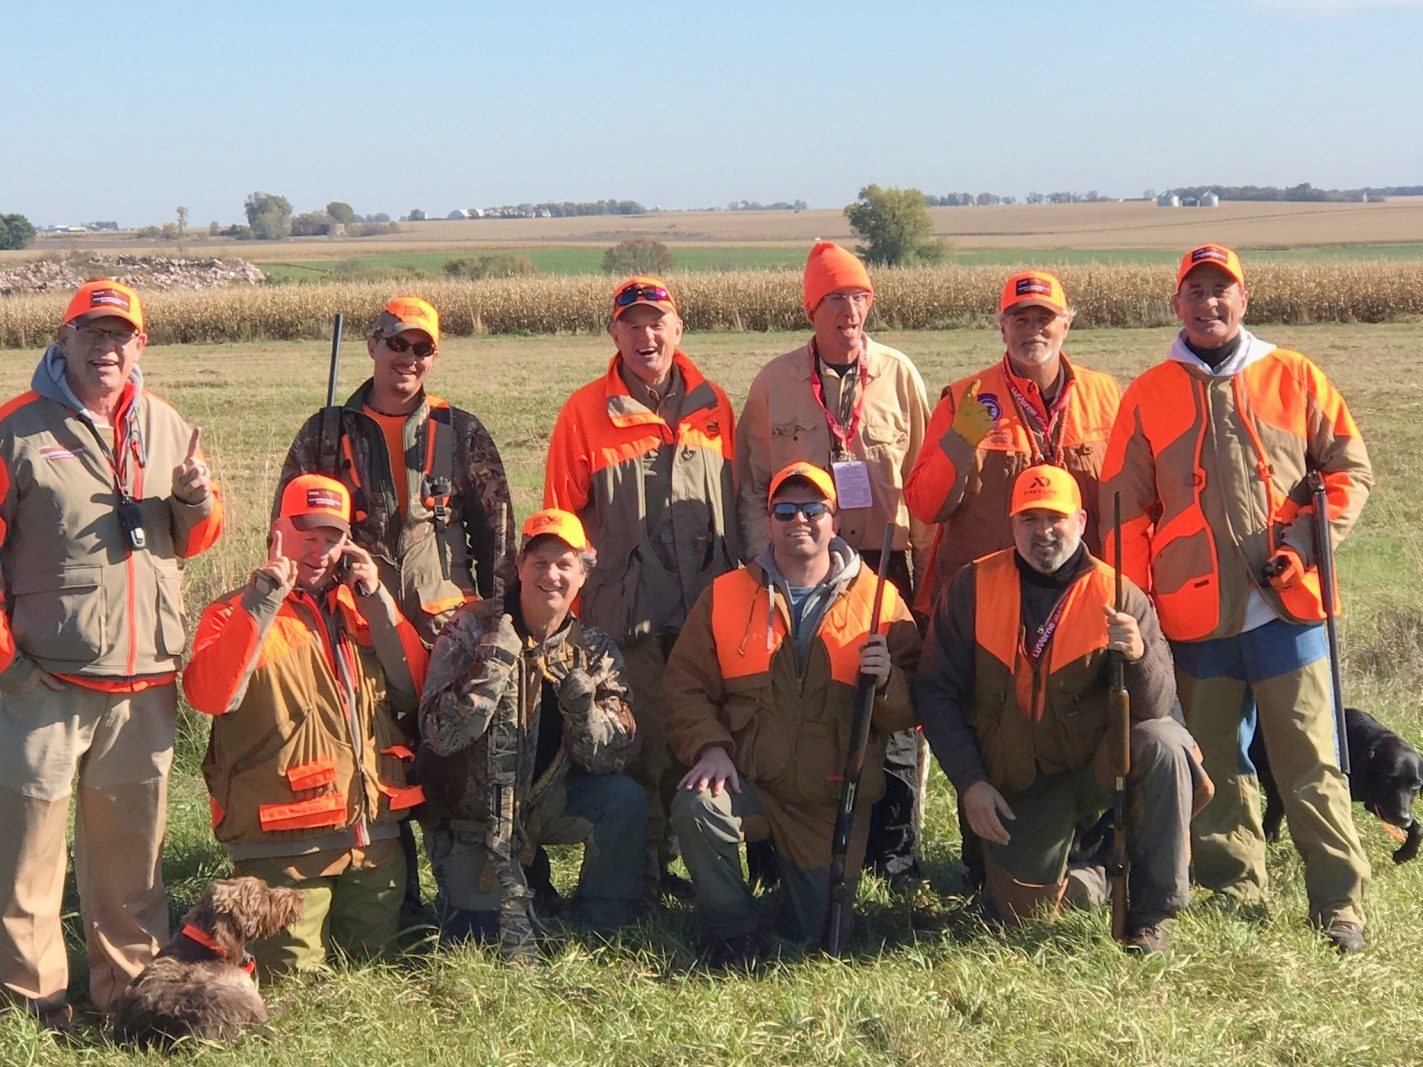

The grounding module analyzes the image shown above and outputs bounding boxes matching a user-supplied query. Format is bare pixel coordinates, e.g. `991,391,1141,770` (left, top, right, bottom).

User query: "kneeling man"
184,474,428,974
416,509,645,960
666,462,921,961
916,465,1206,952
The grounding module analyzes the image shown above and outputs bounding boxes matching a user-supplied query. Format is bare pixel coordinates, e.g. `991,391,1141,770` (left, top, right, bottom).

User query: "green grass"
255,242,1423,284
1,323,1421,1063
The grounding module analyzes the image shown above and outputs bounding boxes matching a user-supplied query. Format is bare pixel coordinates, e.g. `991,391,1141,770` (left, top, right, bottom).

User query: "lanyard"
78,397,141,501
808,340,867,454
1025,593,1070,663
1001,356,1071,465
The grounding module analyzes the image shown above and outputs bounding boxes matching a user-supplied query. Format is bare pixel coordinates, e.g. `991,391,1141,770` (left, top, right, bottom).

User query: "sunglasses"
770,501,833,522
614,283,671,309
384,336,435,358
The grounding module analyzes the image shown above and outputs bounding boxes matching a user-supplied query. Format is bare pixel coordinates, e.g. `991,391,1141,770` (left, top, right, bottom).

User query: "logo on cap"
89,289,131,311
528,513,557,530
1028,475,1051,489
1016,278,1052,297
306,489,342,510
1191,246,1228,264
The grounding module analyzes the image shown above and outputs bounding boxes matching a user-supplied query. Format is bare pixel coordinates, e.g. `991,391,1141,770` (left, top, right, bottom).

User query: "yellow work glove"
950,378,995,447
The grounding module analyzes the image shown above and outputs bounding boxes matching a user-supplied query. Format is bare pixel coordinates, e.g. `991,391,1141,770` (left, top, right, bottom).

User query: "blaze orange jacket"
904,355,1120,615
664,547,920,870
916,547,1174,796
544,351,739,641
0,353,223,691
1100,329,1372,643
184,577,427,859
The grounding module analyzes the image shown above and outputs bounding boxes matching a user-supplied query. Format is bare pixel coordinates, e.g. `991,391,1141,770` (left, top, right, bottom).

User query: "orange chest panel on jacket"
709,568,896,686
953,361,1119,455
973,551,1112,719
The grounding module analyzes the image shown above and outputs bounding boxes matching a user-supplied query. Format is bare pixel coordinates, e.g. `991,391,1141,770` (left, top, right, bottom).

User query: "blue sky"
3,0,1420,226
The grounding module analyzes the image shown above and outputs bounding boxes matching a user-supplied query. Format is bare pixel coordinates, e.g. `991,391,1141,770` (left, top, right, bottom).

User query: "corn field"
2,261,1422,348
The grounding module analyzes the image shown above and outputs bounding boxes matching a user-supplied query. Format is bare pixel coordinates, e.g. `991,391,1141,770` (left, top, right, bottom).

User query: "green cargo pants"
1173,619,1368,927
234,843,404,976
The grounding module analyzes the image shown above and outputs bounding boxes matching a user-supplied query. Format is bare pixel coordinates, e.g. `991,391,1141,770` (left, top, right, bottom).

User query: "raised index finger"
268,527,285,563
186,426,201,461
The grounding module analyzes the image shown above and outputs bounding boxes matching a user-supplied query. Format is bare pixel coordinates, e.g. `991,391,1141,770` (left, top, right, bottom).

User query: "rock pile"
0,254,265,296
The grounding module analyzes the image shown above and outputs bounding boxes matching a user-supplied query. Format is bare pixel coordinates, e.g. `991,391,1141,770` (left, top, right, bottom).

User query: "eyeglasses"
384,336,436,358
770,501,833,522
822,291,872,309
68,323,139,347
614,283,671,309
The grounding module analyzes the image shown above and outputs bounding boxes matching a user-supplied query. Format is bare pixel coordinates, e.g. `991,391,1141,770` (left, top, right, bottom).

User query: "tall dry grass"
3,262,1422,348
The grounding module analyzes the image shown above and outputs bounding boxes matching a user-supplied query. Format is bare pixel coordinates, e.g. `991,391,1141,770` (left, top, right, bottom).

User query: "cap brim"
1000,297,1067,316
291,513,351,535
70,309,143,330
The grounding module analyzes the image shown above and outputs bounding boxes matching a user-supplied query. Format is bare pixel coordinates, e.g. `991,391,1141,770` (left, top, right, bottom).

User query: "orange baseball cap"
63,278,144,332
279,473,351,534
1010,464,1082,516
370,295,440,345
999,270,1068,316
802,240,873,316
1176,244,1245,289
767,461,837,506
611,275,677,320
521,508,590,551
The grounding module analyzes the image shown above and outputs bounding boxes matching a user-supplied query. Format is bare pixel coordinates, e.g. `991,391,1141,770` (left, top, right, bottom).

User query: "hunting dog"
1253,707,1423,864
112,876,303,1048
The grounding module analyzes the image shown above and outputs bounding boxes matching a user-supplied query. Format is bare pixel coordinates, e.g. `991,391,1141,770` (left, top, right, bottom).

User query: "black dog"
1253,706,1423,864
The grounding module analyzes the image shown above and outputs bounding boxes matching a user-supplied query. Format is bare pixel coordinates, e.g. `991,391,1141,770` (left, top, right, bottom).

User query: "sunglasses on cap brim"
614,284,672,309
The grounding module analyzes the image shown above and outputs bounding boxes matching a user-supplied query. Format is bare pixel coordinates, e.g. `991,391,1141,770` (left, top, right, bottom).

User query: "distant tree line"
721,199,809,212
1163,183,1422,203
471,199,646,219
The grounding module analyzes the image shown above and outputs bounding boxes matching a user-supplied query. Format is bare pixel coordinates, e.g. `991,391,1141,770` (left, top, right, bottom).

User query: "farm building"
1156,193,1180,207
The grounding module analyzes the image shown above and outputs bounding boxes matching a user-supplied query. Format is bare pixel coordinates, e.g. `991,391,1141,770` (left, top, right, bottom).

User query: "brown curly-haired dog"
111,876,303,1048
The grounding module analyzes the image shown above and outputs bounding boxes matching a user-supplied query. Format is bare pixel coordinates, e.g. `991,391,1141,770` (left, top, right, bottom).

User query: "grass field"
253,242,1423,285
1,323,1421,1063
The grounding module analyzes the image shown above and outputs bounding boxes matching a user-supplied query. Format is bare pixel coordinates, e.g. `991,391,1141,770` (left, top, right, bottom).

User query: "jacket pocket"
152,559,187,657
725,678,792,788
373,703,423,815
399,527,469,630
10,564,106,665
792,720,843,806
217,705,351,841
861,415,909,454
1056,695,1109,771
771,419,819,467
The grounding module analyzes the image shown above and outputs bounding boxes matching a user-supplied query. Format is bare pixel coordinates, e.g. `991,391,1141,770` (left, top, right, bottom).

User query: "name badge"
831,460,873,510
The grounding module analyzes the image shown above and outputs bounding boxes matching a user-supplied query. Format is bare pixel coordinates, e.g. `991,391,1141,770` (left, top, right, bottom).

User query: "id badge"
831,460,873,510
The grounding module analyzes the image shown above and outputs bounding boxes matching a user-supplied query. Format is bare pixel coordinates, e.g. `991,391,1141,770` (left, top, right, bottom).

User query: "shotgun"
1308,471,1351,777
316,313,344,477
1108,492,1131,943
822,521,896,955
484,501,536,960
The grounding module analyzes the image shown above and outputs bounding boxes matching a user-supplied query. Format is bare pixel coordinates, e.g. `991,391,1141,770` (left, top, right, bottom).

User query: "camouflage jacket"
278,380,516,647
413,595,638,831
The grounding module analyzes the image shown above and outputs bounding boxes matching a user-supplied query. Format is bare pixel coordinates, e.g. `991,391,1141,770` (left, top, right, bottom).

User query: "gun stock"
822,522,896,955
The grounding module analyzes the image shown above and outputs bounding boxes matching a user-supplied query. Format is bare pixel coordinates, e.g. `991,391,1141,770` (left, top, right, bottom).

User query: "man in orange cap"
184,473,428,974
545,275,739,904
1101,244,1373,951
665,462,920,962
905,269,1122,615
0,278,223,1025
278,294,515,917
416,508,644,959
916,466,1204,953
736,240,932,887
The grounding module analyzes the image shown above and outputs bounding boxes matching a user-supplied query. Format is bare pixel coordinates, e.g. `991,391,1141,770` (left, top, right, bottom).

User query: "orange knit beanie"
802,240,873,316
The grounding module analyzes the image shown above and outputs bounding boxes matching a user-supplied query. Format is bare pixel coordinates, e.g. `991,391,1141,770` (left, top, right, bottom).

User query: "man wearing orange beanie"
735,240,932,887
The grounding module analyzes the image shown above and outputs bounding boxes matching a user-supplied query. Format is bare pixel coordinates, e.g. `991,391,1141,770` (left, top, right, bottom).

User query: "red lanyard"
1002,356,1072,465
808,341,867,454
1025,594,1070,663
